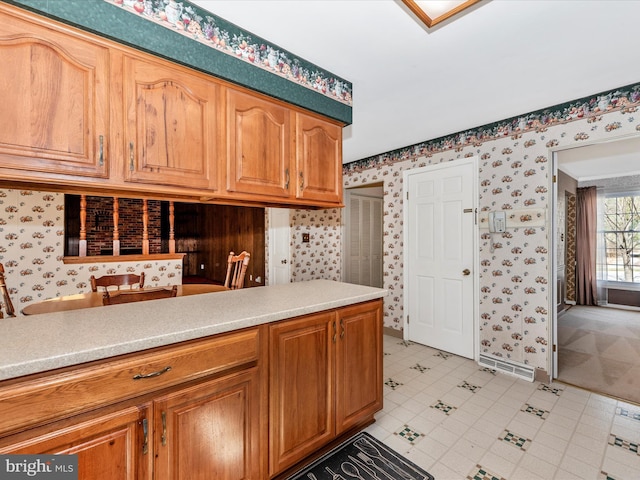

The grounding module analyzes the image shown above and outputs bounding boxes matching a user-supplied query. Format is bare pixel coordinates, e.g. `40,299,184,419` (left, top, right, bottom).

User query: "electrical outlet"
302,233,310,243
200,264,204,270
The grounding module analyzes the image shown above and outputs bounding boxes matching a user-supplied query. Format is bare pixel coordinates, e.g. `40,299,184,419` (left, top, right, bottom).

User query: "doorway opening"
343,183,383,288
65,195,266,288
552,134,640,404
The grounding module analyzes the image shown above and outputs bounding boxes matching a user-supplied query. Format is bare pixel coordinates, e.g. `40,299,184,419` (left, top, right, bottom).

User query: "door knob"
281,259,287,264
463,269,471,276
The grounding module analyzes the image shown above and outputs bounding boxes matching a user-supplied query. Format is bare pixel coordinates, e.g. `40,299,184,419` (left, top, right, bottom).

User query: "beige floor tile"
368,335,639,480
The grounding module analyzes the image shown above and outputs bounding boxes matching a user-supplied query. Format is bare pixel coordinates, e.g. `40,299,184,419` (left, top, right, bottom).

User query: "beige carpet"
557,305,640,405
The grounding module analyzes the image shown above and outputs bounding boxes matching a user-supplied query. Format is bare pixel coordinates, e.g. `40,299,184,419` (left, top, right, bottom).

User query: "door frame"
402,157,479,359
551,150,560,378
549,132,640,379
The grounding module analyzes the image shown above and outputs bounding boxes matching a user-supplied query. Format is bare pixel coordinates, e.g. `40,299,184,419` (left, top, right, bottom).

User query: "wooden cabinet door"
123,55,217,190
154,368,262,480
0,9,109,178
335,300,383,433
269,312,335,476
295,113,343,204
226,89,292,198
0,404,151,480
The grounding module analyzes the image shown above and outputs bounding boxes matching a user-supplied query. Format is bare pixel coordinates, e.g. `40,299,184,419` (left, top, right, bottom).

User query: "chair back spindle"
224,251,250,290
90,272,145,292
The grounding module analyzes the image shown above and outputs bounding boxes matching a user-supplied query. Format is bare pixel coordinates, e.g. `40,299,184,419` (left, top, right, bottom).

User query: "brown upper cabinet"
225,88,292,198
0,9,109,179
123,54,218,191
0,3,344,208
225,88,344,206
295,112,343,204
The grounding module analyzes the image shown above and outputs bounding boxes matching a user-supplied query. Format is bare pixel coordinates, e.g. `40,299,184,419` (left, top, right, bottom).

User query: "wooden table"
21,284,228,315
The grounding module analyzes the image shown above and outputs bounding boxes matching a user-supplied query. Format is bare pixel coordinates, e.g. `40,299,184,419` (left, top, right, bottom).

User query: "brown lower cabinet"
0,404,151,479
153,368,262,480
0,299,382,480
269,300,383,476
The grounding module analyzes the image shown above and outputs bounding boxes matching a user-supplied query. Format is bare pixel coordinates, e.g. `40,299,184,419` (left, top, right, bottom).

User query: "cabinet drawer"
0,328,259,436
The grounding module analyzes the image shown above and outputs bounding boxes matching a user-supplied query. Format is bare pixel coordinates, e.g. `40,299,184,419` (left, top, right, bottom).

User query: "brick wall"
86,197,162,255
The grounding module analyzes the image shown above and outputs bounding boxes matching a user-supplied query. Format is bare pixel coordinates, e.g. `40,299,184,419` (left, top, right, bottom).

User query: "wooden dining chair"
102,285,178,306
224,251,250,290
0,263,15,318
90,272,145,292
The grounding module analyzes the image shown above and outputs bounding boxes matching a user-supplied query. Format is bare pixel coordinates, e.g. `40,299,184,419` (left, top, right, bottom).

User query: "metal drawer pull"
99,135,104,166
132,366,172,380
161,411,167,446
129,142,135,171
340,318,345,339
142,418,148,455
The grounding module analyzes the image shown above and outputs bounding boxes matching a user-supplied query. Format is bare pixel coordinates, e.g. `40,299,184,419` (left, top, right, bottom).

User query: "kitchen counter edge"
0,280,387,381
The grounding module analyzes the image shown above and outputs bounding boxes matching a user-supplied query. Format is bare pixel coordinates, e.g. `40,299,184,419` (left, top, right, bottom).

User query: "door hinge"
406,191,409,200
553,174,557,183
553,344,557,352
407,315,409,324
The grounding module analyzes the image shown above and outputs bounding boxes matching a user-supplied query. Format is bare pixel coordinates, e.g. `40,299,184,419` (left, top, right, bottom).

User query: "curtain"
576,186,599,305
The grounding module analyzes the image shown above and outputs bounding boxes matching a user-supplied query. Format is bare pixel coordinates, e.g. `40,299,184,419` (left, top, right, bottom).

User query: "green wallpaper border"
5,0,352,125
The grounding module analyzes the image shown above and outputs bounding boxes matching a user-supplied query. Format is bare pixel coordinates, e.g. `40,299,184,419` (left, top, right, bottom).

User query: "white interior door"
268,208,291,285
404,158,477,359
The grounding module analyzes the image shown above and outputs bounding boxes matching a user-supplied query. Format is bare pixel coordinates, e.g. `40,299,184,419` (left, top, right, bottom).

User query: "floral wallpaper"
103,0,353,106
297,82,640,375
0,189,183,316
291,208,342,283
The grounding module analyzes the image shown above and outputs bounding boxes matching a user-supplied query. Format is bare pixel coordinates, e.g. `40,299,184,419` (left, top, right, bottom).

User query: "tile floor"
364,336,640,480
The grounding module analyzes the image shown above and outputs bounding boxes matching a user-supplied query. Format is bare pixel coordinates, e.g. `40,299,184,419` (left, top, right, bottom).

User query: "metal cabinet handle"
299,171,304,189
340,318,345,339
332,320,336,343
99,135,104,166
133,366,171,380
285,168,290,190
141,418,149,455
129,142,135,171
161,411,167,446
463,269,471,276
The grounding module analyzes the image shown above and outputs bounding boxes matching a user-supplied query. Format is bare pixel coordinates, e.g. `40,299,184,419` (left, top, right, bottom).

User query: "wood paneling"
175,203,265,287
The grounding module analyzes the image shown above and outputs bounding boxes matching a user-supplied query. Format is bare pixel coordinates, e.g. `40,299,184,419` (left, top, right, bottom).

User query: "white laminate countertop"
0,280,386,381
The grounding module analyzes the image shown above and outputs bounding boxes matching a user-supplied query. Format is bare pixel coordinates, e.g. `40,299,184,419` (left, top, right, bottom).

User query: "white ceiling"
557,136,640,182
191,0,640,165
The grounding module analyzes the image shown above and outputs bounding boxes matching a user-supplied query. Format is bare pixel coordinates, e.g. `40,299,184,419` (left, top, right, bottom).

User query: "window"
600,193,640,284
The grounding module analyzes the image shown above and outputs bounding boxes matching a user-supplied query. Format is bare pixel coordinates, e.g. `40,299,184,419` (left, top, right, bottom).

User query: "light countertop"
0,280,386,381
